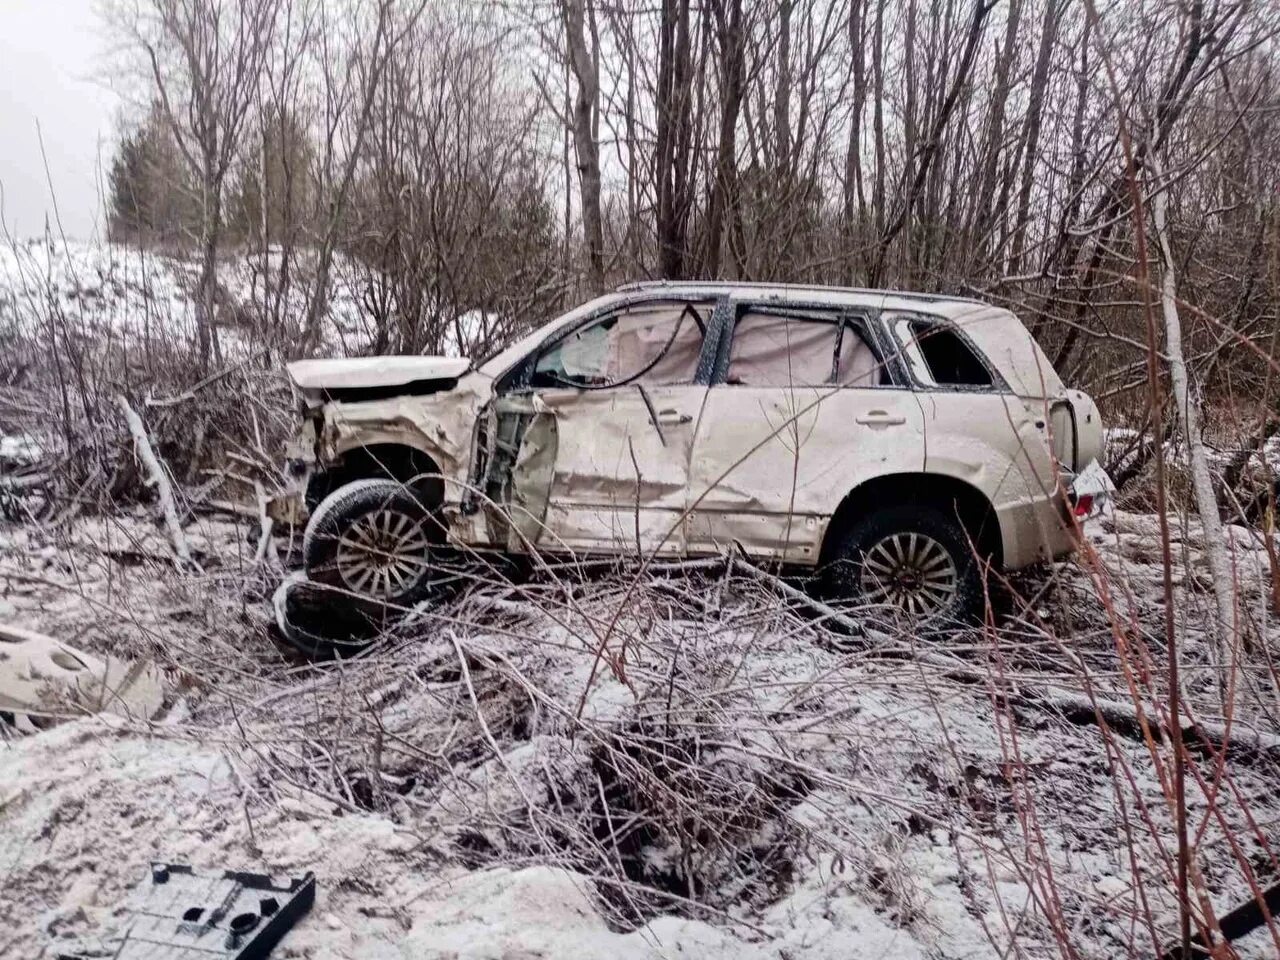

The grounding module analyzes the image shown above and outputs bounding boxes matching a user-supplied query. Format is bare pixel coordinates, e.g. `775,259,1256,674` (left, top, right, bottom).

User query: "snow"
1,505,1278,958
0,433,43,465
0,238,494,363
0,238,364,358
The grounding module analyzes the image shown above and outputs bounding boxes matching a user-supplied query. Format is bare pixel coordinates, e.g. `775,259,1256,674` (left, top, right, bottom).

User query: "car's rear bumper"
998,460,1112,569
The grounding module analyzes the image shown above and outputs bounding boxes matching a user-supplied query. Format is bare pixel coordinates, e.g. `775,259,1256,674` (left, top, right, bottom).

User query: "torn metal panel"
473,395,559,550
686,385,925,562
317,375,490,482
507,411,557,550
0,624,164,730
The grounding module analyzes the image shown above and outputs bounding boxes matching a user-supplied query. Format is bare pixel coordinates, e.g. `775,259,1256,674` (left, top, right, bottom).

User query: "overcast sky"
0,0,119,240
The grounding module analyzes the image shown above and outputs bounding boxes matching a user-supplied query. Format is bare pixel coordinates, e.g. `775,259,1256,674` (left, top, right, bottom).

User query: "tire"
272,572,390,660
821,504,987,627
303,479,442,606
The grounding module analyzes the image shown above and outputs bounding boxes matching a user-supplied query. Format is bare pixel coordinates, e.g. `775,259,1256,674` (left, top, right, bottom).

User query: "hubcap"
335,508,431,599
859,532,958,619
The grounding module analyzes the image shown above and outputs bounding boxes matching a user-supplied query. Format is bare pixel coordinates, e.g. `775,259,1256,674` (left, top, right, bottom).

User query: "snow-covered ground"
0,238,494,359
2,240,1278,958
0,238,371,357
1,506,1278,958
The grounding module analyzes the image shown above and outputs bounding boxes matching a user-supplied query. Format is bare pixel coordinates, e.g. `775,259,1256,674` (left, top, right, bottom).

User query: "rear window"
896,319,992,387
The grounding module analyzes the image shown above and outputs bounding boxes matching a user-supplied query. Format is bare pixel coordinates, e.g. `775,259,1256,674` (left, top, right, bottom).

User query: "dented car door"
482,299,715,556
685,302,924,563
529,385,705,554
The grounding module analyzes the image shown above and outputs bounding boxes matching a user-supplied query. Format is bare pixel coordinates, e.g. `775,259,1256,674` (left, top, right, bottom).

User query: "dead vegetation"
2,0,1280,956
2,495,1278,956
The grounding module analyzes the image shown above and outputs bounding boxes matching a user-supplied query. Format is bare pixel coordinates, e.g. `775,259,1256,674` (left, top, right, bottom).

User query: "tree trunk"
195,166,222,371
1008,0,1061,274
969,0,1020,268
869,0,886,277
843,0,868,284
563,0,604,290
702,0,744,279
1151,155,1238,658
654,0,693,279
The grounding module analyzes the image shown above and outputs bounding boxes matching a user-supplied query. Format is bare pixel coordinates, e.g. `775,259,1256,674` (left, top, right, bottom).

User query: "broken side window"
531,300,710,389
898,318,993,387
726,310,885,387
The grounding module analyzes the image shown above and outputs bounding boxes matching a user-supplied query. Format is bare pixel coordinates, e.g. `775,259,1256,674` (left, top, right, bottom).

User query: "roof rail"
613,279,987,307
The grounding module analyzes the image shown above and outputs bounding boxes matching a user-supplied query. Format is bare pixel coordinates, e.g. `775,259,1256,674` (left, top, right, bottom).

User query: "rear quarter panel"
912,303,1076,567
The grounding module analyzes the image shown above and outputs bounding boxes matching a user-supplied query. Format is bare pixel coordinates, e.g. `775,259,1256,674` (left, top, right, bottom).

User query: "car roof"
614,280,989,318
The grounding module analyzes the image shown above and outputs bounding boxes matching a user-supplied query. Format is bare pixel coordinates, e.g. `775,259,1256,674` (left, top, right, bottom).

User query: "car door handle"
655,409,693,426
856,410,906,426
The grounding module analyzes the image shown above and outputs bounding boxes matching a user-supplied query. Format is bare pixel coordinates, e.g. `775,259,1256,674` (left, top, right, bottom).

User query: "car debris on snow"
0,622,164,731
58,862,315,960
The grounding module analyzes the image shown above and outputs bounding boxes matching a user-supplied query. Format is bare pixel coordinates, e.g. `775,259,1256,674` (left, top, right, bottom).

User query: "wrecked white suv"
273,282,1104,623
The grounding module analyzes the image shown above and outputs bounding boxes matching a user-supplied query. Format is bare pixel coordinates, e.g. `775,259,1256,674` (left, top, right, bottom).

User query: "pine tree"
106,107,198,246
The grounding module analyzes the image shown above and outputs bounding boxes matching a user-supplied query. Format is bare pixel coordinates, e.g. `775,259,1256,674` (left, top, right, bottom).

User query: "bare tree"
111,0,284,369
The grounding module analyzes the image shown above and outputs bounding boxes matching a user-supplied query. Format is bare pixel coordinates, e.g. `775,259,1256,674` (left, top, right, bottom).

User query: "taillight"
1073,494,1094,518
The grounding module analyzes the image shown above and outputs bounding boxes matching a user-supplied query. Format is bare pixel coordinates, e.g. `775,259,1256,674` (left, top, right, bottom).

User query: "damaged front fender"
315,377,490,488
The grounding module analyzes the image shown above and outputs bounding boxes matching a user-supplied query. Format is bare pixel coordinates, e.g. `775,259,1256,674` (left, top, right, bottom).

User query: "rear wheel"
823,504,986,626
303,479,441,605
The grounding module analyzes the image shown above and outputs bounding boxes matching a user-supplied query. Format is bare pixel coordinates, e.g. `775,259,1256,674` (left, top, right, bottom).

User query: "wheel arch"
819,472,1003,569
307,441,445,511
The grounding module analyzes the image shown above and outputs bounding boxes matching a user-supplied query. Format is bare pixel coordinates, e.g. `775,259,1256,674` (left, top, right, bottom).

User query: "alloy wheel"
859,531,959,618
334,508,432,599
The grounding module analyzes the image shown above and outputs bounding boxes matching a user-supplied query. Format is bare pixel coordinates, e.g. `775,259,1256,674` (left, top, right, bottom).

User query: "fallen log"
118,396,197,570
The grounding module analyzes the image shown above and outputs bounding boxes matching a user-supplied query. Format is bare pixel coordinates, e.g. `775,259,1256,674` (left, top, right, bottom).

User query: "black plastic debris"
1160,879,1280,959
59,862,315,960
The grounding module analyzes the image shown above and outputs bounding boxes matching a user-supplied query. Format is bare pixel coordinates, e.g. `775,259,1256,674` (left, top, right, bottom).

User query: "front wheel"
822,504,987,627
303,479,441,605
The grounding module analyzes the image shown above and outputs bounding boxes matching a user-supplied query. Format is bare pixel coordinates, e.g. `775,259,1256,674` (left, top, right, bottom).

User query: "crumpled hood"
286,356,471,390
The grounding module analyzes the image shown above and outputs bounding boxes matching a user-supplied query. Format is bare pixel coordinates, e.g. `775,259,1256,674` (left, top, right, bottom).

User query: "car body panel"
947,305,1066,398
288,355,472,390
279,284,1103,573
316,388,484,481
685,385,925,562
917,391,1073,567
513,385,706,555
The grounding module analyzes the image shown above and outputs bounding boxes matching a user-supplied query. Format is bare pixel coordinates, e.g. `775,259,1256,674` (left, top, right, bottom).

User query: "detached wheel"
823,504,986,626
303,479,441,605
